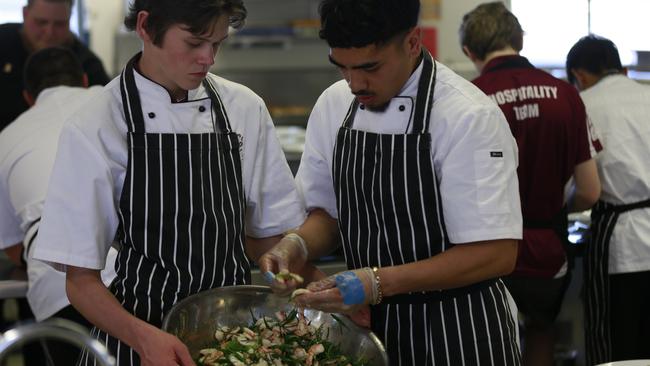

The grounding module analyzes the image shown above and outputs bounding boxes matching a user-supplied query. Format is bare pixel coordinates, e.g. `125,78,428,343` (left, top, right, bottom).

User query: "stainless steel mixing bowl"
161,285,389,365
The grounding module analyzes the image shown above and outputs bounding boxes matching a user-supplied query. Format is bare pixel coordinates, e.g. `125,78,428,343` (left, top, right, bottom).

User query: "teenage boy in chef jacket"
260,0,524,364
32,1,309,365
459,3,602,365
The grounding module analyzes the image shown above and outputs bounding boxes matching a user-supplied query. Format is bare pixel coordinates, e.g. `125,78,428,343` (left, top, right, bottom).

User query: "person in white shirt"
0,46,117,365
260,0,523,364
31,1,307,365
566,34,650,364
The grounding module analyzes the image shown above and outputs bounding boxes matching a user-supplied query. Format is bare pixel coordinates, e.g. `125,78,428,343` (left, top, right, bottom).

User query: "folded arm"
293,238,518,314
378,238,517,296
292,209,516,295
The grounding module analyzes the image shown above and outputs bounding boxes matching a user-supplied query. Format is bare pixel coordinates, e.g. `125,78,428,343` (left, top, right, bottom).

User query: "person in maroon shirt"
460,3,602,366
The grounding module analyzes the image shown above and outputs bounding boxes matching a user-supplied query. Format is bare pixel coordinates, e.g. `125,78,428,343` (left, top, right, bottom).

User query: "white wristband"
284,233,309,259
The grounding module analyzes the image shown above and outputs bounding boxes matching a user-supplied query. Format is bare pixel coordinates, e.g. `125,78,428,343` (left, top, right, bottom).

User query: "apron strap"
119,53,232,134
524,206,574,269
382,279,496,304
22,217,41,264
596,197,650,214
341,99,360,129
412,50,436,134
202,77,232,133
120,53,146,134
523,205,568,231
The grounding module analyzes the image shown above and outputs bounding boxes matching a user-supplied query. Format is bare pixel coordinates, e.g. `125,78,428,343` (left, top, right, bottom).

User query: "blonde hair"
459,2,523,61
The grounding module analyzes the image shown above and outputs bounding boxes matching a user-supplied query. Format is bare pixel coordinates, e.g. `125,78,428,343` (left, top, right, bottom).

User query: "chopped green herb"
197,309,369,365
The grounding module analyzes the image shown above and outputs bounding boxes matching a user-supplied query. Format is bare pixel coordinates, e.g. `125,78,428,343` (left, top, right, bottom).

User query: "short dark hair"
124,0,247,47
27,0,74,8
318,0,420,48
566,34,623,85
459,2,523,61
23,47,85,98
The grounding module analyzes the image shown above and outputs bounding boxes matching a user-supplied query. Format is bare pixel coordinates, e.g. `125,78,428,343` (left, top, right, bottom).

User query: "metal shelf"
213,36,333,72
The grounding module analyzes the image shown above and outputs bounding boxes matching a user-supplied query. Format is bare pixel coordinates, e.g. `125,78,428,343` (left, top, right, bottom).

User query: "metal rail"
0,318,115,366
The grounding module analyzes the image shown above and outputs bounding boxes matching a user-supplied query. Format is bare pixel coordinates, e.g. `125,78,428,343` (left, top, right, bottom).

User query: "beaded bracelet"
372,266,383,305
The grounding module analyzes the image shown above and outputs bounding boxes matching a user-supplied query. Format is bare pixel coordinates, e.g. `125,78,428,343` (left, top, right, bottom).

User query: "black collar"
482,55,535,75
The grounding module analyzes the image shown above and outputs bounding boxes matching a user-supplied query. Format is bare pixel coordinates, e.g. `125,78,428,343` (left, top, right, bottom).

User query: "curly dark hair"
318,0,420,48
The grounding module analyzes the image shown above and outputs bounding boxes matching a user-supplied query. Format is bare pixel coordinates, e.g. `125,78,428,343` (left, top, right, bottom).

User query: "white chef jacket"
0,86,117,320
580,75,650,274
32,71,306,272
296,60,522,245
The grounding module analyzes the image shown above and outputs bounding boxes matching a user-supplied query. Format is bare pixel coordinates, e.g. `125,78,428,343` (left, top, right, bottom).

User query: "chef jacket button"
360,104,365,110
399,105,406,112
148,112,156,119
199,105,206,112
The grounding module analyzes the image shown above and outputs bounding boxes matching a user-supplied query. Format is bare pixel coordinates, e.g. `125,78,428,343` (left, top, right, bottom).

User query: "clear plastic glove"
258,233,309,296
292,267,378,315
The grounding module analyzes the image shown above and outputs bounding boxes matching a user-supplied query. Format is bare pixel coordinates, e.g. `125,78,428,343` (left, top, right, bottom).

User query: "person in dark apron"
261,0,523,364
567,35,650,364
73,53,251,366
32,1,307,365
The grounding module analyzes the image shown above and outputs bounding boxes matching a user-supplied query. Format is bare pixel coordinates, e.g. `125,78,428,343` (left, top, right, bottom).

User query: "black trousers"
610,270,650,361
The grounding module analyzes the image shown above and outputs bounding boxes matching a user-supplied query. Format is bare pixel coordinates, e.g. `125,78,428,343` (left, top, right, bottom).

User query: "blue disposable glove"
292,267,378,314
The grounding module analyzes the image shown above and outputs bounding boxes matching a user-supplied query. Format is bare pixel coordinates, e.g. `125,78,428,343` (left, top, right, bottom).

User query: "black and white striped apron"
79,54,250,366
333,51,521,366
584,198,650,365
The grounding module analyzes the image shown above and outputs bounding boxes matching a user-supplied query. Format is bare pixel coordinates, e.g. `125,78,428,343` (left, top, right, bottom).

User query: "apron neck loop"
412,50,436,134
120,53,146,134
341,49,437,133
120,54,232,134
342,98,360,129
202,77,231,133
